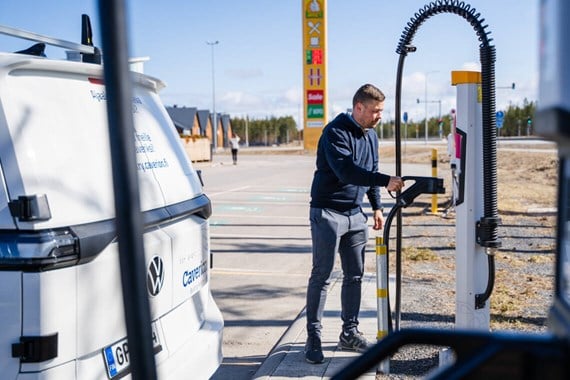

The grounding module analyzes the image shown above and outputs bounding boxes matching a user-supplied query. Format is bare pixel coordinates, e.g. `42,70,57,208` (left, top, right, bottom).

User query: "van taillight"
88,77,104,85
0,229,79,270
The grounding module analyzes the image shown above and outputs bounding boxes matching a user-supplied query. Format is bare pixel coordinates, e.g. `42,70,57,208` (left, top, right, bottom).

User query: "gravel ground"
369,147,558,379
369,203,556,379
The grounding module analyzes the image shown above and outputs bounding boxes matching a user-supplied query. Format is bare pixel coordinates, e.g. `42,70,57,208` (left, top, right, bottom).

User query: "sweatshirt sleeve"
366,133,383,210
323,125,391,188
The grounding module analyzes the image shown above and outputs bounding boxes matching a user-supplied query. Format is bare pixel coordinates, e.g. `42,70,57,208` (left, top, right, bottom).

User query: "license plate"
103,323,162,379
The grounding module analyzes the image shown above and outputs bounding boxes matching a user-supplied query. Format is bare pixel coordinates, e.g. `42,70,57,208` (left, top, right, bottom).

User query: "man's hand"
386,176,404,192
372,208,384,230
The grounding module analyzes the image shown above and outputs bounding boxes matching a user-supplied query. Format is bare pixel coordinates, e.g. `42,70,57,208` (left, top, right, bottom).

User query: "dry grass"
402,246,439,262
379,143,558,212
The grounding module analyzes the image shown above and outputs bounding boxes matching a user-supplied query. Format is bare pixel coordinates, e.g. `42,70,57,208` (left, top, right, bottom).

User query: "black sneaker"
338,330,371,353
304,334,324,364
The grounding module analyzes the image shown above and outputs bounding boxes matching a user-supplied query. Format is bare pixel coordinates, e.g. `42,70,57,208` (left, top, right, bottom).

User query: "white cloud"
283,86,302,104
225,68,264,79
461,61,481,71
219,91,264,111
216,87,304,124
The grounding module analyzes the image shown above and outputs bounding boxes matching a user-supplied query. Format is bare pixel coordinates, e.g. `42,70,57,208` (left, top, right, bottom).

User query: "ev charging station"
335,0,570,378
451,71,492,330
376,68,499,373
371,0,501,374
378,0,501,336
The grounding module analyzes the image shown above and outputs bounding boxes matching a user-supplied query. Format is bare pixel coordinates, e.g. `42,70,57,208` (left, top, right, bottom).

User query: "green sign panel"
307,104,324,119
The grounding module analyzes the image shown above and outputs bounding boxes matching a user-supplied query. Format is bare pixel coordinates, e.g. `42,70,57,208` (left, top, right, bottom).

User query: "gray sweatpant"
306,207,368,336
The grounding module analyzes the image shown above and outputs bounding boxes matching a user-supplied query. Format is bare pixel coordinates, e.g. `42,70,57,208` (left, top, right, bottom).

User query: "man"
305,84,404,364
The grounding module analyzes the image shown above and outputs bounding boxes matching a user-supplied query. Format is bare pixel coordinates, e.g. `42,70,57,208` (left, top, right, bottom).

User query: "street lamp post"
424,73,428,143
206,40,219,151
245,115,249,147
417,98,441,140
421,71,438,143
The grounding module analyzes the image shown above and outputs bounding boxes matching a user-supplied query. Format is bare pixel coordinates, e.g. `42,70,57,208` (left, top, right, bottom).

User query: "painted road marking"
212,268,307,277
208,185,251,198
211,233,309,239
212,214,306,220
215,205,263,213
213,200,307,207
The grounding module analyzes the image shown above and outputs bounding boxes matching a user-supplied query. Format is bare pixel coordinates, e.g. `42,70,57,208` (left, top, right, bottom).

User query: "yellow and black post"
431,148,438,214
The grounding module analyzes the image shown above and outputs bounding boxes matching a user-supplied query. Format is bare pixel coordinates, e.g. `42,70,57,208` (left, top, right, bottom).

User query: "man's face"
354,100,384,129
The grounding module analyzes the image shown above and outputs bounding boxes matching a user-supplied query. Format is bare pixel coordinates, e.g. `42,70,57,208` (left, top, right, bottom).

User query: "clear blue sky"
0,1,538,127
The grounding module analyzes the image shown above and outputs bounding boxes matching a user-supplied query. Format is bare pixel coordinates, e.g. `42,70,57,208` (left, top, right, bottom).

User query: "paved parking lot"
199,151,412,379
200,153,316,379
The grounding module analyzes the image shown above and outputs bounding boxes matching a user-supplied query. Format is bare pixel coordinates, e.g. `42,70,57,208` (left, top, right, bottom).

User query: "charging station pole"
452,71,490,330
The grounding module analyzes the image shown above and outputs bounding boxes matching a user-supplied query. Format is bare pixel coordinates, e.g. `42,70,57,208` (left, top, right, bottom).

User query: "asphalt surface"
198,150,432,379
202,152,317,379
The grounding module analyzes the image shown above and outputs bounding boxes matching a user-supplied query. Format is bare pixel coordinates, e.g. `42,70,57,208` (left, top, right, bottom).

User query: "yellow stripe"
377,330,388,339
451,70,481,85
376,236,386,255
377,288,387,298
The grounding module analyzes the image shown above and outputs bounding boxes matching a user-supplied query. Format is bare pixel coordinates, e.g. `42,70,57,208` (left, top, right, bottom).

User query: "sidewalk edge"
251,308,307,379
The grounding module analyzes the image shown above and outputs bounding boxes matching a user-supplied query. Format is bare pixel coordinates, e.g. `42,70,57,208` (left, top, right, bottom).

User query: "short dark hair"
352,84,385,107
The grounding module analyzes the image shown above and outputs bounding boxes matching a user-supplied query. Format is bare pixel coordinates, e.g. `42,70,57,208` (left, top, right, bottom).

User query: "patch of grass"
490,269,552,330
491,282,519,314
402,246,439,261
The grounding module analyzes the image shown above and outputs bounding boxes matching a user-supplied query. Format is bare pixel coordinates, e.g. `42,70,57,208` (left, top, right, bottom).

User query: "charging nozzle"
397,176,445,207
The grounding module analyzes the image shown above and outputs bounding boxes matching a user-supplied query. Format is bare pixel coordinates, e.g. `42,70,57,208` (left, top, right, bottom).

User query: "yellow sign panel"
451,71,482,103
302,0,327,151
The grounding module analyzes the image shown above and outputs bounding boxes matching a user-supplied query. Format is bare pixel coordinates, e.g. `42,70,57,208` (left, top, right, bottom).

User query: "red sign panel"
307,90,324,104
312,49,322,64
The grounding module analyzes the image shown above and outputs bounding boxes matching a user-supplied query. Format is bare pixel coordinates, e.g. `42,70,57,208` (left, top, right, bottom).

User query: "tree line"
230,116,301,146
230,100,536,146
376,99,537,140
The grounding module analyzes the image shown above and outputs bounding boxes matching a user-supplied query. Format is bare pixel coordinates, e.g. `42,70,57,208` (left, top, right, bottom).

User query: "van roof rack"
0,14,101,63
0,24,95,54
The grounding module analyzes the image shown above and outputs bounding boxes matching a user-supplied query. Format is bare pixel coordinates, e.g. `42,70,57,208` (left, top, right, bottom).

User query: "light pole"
245,115,249,147
206,40,219,151
417,97,441,140
421,71,439,143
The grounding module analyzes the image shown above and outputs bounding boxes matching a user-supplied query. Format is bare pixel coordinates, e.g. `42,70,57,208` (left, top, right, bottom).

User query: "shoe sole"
305,357,325,364
304,352,325,364
337,342,368,353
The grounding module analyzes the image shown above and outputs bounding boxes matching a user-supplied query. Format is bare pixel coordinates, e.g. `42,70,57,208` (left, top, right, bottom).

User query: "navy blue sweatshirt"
310,113,390,212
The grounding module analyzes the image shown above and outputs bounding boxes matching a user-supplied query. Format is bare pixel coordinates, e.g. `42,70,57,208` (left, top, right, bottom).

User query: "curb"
252,308,308,379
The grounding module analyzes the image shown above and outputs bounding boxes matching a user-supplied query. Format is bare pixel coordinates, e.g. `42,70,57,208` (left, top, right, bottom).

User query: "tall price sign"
303,0,328,151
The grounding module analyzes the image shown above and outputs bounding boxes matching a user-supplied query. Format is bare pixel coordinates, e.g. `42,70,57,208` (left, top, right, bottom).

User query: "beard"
365,119,380,129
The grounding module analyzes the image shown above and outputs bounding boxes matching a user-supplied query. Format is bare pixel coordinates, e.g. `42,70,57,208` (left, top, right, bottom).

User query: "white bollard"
376,235,390,373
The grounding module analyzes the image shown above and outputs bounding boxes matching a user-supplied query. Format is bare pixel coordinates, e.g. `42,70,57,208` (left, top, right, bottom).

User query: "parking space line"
213,201,307,206
212,268,307,277
211,233,309,239
208,185,251,197
212,214,306,220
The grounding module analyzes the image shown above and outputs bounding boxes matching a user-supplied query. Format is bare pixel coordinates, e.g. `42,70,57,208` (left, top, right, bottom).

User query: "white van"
0,20,223,379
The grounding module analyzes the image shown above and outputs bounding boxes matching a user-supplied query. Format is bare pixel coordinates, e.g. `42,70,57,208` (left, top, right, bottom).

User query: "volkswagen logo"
147,256,165,296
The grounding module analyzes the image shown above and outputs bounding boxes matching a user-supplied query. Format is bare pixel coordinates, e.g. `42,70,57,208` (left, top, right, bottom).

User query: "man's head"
352,84,385,130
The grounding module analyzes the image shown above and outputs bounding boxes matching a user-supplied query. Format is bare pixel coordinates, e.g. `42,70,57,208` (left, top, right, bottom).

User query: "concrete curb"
251,272,377,379
252,308,308,380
